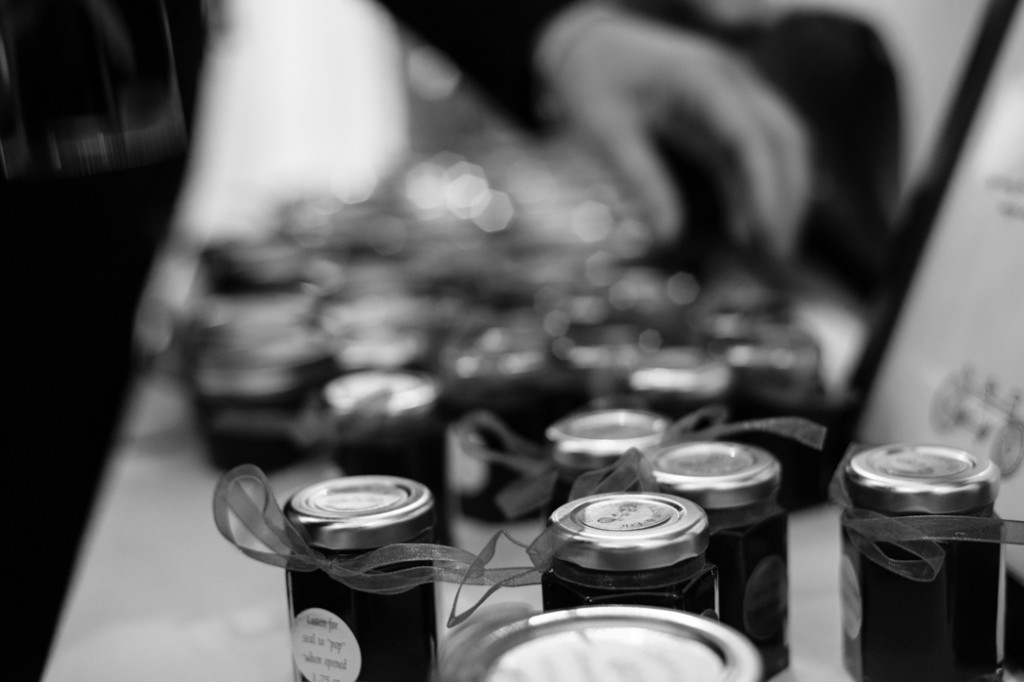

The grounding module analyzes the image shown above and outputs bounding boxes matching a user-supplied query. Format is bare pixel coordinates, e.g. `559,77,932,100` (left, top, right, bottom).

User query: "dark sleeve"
377,0,576,128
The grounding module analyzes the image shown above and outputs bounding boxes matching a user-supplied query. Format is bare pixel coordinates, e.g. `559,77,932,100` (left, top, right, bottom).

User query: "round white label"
840,554,862,640
447,426,489,496
579,499,672,532
742,555,788,641
292,607,361,682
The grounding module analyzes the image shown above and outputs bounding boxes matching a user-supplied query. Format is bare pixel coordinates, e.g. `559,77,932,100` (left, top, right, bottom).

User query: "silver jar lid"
844,444,1000,514
547,492,708,571
323,370,438,418
559,323,648,370
547,409,670,471
447,605,762,682
628,346,734,398
653,441,781,509
708,322,820,378
284,475,433,550
194,325,335,398
442,323,551,379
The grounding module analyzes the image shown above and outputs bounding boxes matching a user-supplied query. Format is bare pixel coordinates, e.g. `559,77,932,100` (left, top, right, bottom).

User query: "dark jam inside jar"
841,515,1003,682
706,505,789,679
541,556,718,615
286,558,437,682
840,445,1005,682
284,477,437,682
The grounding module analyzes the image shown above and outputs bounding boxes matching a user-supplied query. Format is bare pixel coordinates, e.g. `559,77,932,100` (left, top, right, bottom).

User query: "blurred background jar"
544,407,670,517
322,369,451,543
184,290,338,471
439,311,589,523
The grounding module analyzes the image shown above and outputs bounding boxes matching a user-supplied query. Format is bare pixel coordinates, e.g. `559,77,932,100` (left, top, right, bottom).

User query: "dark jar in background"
625,346,734,419
705,317,829,510
840,444,1003,682
705,319,822,398
436,313,586,441
541,492,718,616
323,370,451,543
544,408,670,517
654,440,789,678
200,235,338,294
186,292,338,472
440,314,588,522
284,475,437,682
438,605,762,682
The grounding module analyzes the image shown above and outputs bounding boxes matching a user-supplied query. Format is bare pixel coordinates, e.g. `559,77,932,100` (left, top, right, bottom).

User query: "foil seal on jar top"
440,605,762,682
284,475,434,550
653,441,781,510
843,444,1000,515
547,492,709,571
546,408,670,472
629,347,734,400
323,370,439,419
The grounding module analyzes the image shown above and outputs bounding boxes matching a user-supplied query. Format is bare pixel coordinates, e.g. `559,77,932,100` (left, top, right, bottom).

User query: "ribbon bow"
212,464,541,599
829,444,1024,582
461,403,828,519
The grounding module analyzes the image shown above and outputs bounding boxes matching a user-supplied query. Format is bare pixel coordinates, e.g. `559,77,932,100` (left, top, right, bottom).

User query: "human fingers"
716,65,812,258
578,100,686,247
659,53,811,258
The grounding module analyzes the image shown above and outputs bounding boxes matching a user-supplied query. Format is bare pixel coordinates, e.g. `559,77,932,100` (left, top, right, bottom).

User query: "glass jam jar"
653,441,789,678
544,408,670,517
438,605,762,682
840,444,1003,682
706,320,822,397
626,346,735,419
541,492,718,615
187,292,338,472
323,370,450,543
440,314,588,522
284,475,437,682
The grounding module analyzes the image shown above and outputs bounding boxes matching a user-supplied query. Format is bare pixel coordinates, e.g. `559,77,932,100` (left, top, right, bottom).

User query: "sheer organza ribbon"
451,403,829,519
828,444,1024,582
212,464,541,599
213,452,669,628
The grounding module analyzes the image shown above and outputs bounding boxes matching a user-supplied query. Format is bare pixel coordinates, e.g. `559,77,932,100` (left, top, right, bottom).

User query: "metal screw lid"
653,441,781,509
547,492,709,571
628,346,734,398
547,409,670,471
456,605,762,682
284,475,433,550
443,324,552,379
324,370,438,418
709,322,820,379
844,444,1000,514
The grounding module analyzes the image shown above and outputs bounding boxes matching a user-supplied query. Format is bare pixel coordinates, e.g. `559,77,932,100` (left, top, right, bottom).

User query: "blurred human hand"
535,3,812,259
628,0,779,30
